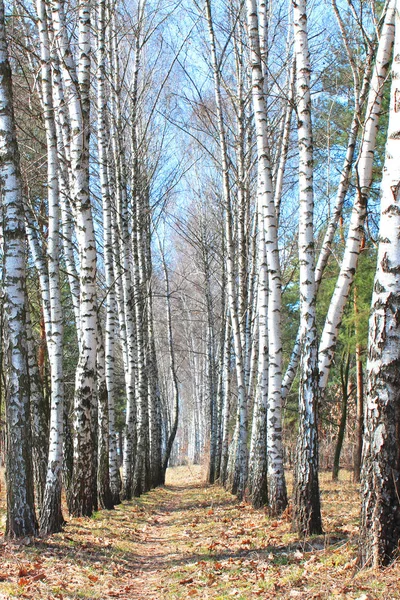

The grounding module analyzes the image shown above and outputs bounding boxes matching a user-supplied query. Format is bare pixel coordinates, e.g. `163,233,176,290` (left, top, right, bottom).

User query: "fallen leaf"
179,577,194,585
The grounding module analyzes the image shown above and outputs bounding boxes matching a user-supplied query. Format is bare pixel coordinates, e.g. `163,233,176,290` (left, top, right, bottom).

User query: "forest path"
1,467,400,599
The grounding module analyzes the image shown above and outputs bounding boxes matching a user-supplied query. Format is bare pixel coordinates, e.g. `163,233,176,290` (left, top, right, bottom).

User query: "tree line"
0,0,399,570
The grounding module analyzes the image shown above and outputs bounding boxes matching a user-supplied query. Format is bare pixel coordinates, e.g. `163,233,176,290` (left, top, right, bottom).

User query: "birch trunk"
246,0,287,513
27,308,49,513
50,0,98,516
205,0,248,498
130,5,151,496
145,216,163,487
318,3,396,392
97,0,121,505
33,0,66,535
219,316,231,486
0,0,38,536
281,21,380,401
248,243,268,508
50,46,81,338
359,6,400,565
292,0,322,536
158,238,179,481
107,11,137,499
96,322,114,510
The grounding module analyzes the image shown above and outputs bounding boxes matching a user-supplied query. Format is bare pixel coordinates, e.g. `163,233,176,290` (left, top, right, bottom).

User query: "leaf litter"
0,466,399,598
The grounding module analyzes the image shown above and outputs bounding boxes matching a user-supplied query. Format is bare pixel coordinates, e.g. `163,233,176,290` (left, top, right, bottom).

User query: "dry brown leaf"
179,577,194,585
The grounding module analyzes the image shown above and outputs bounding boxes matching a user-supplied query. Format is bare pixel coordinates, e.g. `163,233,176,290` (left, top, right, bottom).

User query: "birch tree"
157,235,180,481
359,2,400,567
107,6,137,499
31,0,66,535
97,0,121,505
49,0,98,516
205,0,248,499
292,0,322,536
0,0,37,537
246,0,287,514
318,2,396,393
281,3,392,401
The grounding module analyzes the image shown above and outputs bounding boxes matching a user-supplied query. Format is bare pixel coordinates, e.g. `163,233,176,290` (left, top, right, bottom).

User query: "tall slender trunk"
27,307,49,513
292,0,322,536
248,242,268,508
219,316,231,486
97,0,121,505
246,0,287,513
158,240,179,480
107,8,137,499
34,0,65,535
353,285,364,484
318,3,396,392
332,353,351,481
130,3,150,497
147,285,163,487
96,322,114,510
205,0,248,498
359,5,400,566
0,0,38,537
50,0,98,516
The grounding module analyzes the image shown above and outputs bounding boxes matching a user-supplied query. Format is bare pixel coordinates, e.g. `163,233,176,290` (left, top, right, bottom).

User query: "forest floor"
0,466,399,599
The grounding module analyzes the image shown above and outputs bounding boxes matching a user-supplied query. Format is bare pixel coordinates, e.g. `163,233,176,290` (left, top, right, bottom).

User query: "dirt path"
0,465,239,600
126,465,218,598
1,466,400,599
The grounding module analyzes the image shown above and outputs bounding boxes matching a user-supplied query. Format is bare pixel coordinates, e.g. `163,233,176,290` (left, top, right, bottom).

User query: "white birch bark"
131,132,150,498
107,9,138,499
246,0,287,513
96,321,114,509
219,315,231,486
273,61,295,223
292,0,322,535
147,275,163,487
48,35,81,338
110,201,136,499
359,4,400,566
281,20,381,400
50,0,98,516
97,0,120,506
45,6,80,341
318,3,396,392
205,0,248,498
0,0,38,536
35,0,65,535
248,243,268,508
